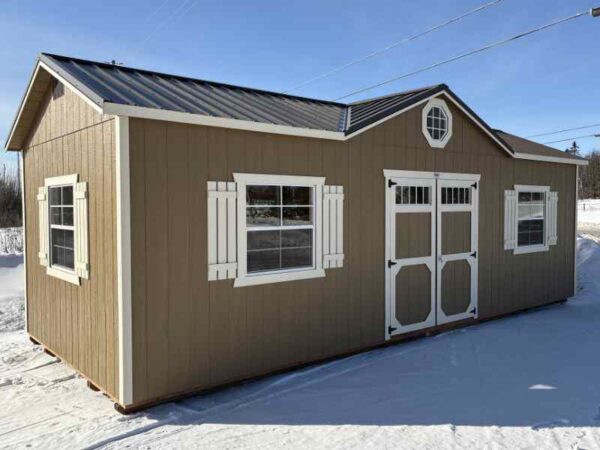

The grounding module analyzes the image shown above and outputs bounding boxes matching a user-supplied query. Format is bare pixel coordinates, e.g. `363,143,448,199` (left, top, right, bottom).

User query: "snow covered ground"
1,234,600,448
578,199,600,242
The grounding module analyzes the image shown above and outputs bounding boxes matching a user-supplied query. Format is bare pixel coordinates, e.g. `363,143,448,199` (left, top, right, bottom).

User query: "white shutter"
504,189,517,250
323,185,344,269
547,191,558,246
74,182,90,279
207,181,237,280
37,186,49,266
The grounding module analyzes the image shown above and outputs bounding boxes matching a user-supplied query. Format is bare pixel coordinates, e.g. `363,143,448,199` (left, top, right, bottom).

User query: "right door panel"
436,179,479,325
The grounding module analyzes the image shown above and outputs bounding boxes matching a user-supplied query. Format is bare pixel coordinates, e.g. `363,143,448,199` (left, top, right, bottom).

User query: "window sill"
513,244,549,255
234,268,325,288
47,266,80,285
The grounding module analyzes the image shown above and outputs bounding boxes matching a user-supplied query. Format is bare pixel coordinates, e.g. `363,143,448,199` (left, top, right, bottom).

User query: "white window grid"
48,184,76,272
246,185,315,275
517,192,545,247
441,187,471,205
395,185,431,205
426,106,448,141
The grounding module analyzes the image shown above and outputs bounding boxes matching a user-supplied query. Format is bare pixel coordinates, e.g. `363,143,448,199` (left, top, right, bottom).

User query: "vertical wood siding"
129,100,576,406
23,83,119,399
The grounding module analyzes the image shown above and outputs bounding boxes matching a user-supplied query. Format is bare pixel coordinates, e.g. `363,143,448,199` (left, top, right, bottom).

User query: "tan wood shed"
5,53,587,412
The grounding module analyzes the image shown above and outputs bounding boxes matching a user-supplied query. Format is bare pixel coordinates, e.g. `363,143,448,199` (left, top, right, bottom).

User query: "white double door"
384,170,479,339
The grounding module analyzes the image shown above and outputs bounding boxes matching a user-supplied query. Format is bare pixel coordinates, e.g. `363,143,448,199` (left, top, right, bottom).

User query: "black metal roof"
40,53,446,135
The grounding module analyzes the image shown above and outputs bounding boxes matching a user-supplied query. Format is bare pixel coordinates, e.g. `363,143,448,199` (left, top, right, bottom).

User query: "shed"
5,53,587,412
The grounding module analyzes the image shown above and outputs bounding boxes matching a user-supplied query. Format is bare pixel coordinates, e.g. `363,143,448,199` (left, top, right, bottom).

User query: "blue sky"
1,0,599,169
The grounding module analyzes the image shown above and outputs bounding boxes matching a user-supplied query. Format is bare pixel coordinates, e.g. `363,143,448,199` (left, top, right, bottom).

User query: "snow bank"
0,255,24,332
0,227,23,255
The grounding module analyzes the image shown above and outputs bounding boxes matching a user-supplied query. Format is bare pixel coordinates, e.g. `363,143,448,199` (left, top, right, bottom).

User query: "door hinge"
388,326,397,335
388,259,397,268
471,251,477,258
470,307,477,315
471,182,478,189
388,179,397,188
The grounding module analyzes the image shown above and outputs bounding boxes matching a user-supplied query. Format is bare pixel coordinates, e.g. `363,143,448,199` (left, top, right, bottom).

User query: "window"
246,185,314,274
422,98,453,148
233,173,326,287
517,191,545,247
38,174,89,285
49,185,75,270
441,187,470,205
426,106,448,141
504,184,557,255
395,185,431,205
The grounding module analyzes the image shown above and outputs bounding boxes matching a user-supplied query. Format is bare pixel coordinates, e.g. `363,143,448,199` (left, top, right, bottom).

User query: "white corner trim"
19,152,28,332
103,102,346,141
574,166,578,296
116,116,133,406
513,152,588,166
421,98,453,149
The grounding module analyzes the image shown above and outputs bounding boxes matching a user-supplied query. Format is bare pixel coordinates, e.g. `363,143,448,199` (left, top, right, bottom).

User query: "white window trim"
422,98,453,149
45,174,80,285
233,173,325,287
513,184,550,255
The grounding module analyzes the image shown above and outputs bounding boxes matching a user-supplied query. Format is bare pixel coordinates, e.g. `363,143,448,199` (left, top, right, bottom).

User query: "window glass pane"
410,186,416,204
50,229,75,269
424,187,429,205
51,207,62,225
281,248,312,269
465,188,470,204
247,230,280,250
62,206,74,226
518,192,531,202
531,192,544,202
248,249,280,273
518,220,544,246
247,207,280,227
49,187,61,206
282,186,311,205
518,204,544,220
282,229,312,248
417,186,423,204
247,185,279,205
282,207,312,226
402,186,410,204
62,186,73,205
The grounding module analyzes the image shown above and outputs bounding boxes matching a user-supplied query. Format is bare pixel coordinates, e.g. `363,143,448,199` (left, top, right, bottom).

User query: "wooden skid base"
87,380,101,392
114,297,569,413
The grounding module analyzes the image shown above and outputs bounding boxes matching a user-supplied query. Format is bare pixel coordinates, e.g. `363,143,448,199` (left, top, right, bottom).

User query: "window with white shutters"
207,174,344,287
39,174,89,285
504,185,558,255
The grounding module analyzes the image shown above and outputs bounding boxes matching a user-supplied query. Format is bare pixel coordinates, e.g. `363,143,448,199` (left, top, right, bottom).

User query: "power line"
334,8,594,101
526,123,600,138
138,0,198,50
543,133,600,145
283,0,503,94
144,0,172,23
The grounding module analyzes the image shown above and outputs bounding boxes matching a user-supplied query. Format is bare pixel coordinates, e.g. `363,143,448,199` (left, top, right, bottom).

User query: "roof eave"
5,55,106,151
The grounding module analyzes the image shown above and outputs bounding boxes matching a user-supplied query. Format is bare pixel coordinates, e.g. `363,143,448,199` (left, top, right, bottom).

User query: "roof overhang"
5,57,104,151
4,55,587,166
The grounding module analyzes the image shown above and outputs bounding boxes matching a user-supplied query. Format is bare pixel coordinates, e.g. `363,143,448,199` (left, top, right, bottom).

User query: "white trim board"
513,152,587,166
116,116,133,406
19,152,28,332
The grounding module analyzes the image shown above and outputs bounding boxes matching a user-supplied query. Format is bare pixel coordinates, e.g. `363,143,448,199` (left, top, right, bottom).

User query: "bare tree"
0,164,22,227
